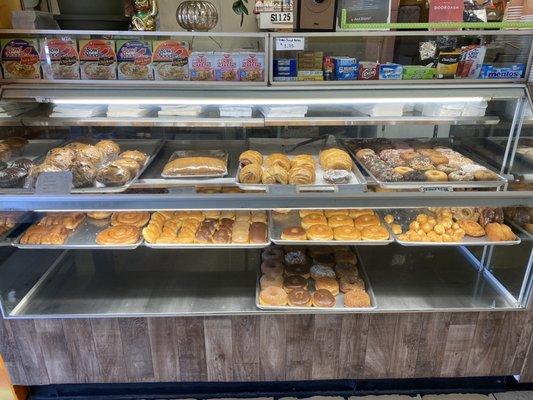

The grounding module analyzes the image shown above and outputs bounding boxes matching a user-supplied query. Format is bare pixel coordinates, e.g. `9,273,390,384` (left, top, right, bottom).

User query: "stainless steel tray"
237,136,367,193
160,149,229,179
342,139,507,191
269,210,393,246
14,217,142,250
137,140,243,187
382,209,521,247
255,248,377,311
0,212,32,245
145,241,270,249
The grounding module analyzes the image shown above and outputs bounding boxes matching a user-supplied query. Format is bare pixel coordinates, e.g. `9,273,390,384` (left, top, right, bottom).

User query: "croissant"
239,150,263,166
239,163,262,184
319,148,352,171
291,154,315,170
265,153,291,171
142,223,162,243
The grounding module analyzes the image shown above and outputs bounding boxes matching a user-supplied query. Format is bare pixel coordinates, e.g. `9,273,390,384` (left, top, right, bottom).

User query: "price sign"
270,12,293,23
419,186,453,193
35,171,73,195
275,37,305,51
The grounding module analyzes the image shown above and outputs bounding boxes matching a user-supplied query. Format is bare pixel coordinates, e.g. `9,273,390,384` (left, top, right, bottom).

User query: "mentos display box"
333,57,358,80
379,63,403,80
479,64,525,79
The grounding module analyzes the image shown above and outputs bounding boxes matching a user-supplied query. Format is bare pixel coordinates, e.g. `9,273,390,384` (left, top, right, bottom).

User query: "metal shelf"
264,115,500,126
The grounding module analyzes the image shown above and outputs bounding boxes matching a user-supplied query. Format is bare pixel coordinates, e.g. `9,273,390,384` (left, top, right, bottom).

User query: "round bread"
120,150,148,166
327,215,354,228
260,273,284,290
361,225,389,241
283,275,308,292
301,213,328,230
45,147,75,170
111,212,150,228
95,224,140,245
281,226,307,241
312,289,336,307
394,166,414,175
353,214,380,228
312,253,335,268
260,260,284,276
458,220,486,237
424,169,448,182
87,211,112,220
95,140,121,161
239,163,262,184
77,145,106,166
239,150,262,166
474,169,499,181
344,288,371,307
288,289,312,307
259,286,288,306
485,222,517,242
306,224,334,241
333,225,362,241
314,277,339,296
448,170,474,181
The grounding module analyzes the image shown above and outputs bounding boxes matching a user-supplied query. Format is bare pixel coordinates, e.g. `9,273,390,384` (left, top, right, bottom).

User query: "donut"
312,253,336,268
261,246,284,262
353,214,380,228
403,170,427,182
261,260,284,276
408,156,434,171
339,276,365,293
312,289,336,308
448,170,474,181
281,226,307,241
307,245,333,257
424,169,448,182
260,273,284,290
451,207,480,222
355,148,375,158
288,289,312,307
310,264,336,280
314,277,340,296
437,164,459,174
474,169,499,181
417,148,437,157
327,215,354,228
428,153,449,165
334,250,357,264
283,275,308,292
259,286,288,306
285,263,311,278
461,163,487,174
306,224,334,241
333,225,362,241
393,166,414,175
400,151,420,161
458,220,486,237
301,213,328,230
361,225,390,241
284,250,308,266
344,288,371,307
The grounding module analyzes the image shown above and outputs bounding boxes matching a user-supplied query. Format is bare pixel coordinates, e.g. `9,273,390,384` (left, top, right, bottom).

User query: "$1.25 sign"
275,37,305,51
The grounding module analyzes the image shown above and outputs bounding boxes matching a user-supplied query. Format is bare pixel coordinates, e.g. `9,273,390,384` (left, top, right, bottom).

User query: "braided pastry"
111,212,150,228
265,153,291,171
96,225,140,245
239,163,262,184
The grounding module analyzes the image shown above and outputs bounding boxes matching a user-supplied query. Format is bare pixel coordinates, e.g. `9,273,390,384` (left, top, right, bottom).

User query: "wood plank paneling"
285,315,314,381
414,313,451,378
147,317,180,382
440,313,478,377
364,314,398,378
390,313,424,379
90,319,127,383
312,315,343,379
204,318,233,381
10,320,49,385
231,316,259,381
466,312,506,376
175,317,207,381
338,314,370,379
0,318,26,385
259,315,286,381
118,318,155,381
62,319,102,383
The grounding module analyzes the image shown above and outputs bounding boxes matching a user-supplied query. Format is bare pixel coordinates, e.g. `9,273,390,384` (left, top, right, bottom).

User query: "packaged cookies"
40,38,80,80
79,39,116,80
214,52,239,81
1,38,41,79
189,52,214,81
117,40,153,80
152,40,189,80
239,52,264,82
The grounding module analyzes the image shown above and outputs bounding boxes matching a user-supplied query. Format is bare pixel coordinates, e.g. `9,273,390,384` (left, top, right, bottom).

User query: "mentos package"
239,52,264,82
189,52,215,81
402,65,435,80
456,45,486,79
379,63,403,80
213,52,239,81
333,57,358,80
479,64,525,79
273,58,297,78
117,40,153,80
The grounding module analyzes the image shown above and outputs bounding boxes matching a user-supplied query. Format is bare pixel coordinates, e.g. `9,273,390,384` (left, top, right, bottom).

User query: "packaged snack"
40,38,79,80
479,64,525,79
333,57,358,80
117,40,153,80
1,38,40,79
297,51,323,70
358,62,379,80
239,52,265,81
152,40,189,81
213,52,239,81
323,56,334,80
189,52,215,81
273,58,297,78
297,70,324,81
402,65,436,80
456,45,486,79
436,51,461,79
379,63,403,80
79,40,116,80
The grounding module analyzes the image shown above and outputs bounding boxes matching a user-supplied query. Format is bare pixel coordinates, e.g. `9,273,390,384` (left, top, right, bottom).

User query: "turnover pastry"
239,163,262,184
96,224,140,245
458,220,485,237
111,212,150,228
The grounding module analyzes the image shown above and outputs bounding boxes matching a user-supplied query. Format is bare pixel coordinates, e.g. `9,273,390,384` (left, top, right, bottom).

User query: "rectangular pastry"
38,212,85,230
249,222,267,244
20,225,69,245
162,157,227,177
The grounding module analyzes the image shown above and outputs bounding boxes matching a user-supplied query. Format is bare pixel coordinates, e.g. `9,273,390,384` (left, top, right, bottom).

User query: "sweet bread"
319,148,352,171
265,153,290,171
77,145,106,166
249,222,267,243
231,221,250,244
288,289,312,307
327,215,354,228
485,223,517,241
288,166,315,185
361,225,389,240
239,163,262,184
164,157,227,177
95,140,121,162
312,289,336,307
87,211,112,220
111,212,150,228
268,164,289,184
96,224,140,245
119,150,148,166
301,214,327,230
234,211,251,222
20,224,69,245
458,220,485,237
38,212,85,230
306,224,334,241
333,225,361,241
474,169,499,181
344,288,371,307
281,226,307,240
96,164,132,187
251,211,267,223
239,150,262,166
314,277,339,296
353,214,380,228
45,148,75,170
260,273,283,290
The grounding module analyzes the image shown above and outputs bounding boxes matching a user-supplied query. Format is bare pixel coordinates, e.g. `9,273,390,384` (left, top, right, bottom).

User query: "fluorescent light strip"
50,97,486,106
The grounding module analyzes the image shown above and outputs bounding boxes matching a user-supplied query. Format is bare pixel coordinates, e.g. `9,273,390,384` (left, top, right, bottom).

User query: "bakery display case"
0,29,532,320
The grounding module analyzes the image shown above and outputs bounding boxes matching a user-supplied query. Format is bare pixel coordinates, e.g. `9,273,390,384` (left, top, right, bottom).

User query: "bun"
281,226,306,240
361,225,389,240
354,214,380,228
327,215,354,228
77,145,106,166
301,214,327,230
333,225,361,241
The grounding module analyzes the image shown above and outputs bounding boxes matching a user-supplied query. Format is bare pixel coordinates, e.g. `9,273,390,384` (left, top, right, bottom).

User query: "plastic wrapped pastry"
96,164,132,187
71,161,97,188
162,156,227,177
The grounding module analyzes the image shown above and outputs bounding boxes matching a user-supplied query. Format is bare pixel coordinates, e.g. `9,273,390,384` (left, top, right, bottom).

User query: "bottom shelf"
1,245,523,318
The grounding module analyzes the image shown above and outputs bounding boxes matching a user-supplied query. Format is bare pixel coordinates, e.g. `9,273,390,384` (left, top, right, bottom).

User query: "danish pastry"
288,166,315,185
265,153,290,171
239,150,263,166
319,148,352,171
268,164,289,184
38,212,85,230
111,212,150,228
239,163,262,184
96,225,140,245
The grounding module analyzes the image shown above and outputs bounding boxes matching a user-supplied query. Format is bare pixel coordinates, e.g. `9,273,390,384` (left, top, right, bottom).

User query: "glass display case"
0,29,531,319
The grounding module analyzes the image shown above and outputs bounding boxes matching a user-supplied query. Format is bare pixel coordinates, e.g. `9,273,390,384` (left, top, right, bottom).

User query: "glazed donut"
474,169,499,181
344,288,371,308
353,214,380,228
333,225,362,241
284,250,308,266
306,224,334,241
285,264,311,279
417,148,437,157
312,253,335,268
400,151,420,161
259,286,288,306
283,275,308,292
261,246,284,262
334,250,357,264
261,260,284,276
393,166,415,175
428,153,449,165
437,164,459,174
312,289,336,307
288,289,312,307
314,277,340,296
301,213,328,230
355,148,375,158
448,170,474,181
260,273,284,290
424,169,448,182
361,225,390,241
281,226,307,241
327,215,354,228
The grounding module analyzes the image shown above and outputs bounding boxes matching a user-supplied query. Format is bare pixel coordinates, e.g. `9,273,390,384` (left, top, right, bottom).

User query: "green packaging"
402,65,435,80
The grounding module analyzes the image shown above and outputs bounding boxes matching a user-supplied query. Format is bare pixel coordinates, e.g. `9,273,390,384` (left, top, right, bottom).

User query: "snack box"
239,52,265,82
402,65,435,80
297,51,323,70
213,52,239,81
333,57,358,80
379,63,402,80
117,40,153,80
40,38,80,80
1,38,41,79
436,51,460,79
479,64,525,79
189,52,215,81
358,61,379,80
79,39,117,80
456,45,486,79
297,70,324,81
152,40,189,81
273,58,297,78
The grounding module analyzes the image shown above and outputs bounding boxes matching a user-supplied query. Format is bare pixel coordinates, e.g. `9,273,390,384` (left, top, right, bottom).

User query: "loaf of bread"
163,157,227,177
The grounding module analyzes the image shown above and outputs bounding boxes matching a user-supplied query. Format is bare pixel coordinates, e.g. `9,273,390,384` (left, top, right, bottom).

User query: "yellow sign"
0,0,23,29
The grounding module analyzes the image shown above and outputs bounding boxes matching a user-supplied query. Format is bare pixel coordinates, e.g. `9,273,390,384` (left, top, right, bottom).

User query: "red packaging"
358,62,379,80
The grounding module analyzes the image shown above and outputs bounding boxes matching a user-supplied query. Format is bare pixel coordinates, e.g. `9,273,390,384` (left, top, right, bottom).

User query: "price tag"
270,12,293,23
419,186,453,193
276,37,305,51
35,171,73,195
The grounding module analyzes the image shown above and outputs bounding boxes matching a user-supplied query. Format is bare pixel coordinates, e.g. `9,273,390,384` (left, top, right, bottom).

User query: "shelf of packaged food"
2,245,520,318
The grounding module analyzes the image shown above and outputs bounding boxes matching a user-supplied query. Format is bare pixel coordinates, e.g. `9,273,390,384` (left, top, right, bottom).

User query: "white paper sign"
270,12,293,23
276,37,305,51
35,171,73,195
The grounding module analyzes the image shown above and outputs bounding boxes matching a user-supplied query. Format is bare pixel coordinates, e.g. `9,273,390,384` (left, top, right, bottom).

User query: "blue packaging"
479,64,525,79
273,58,297,77
333,57,358,80
379,63,403,80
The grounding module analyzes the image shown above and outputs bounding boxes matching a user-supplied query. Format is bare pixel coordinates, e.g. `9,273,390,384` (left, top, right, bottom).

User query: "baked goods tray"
341,140,507,191
0,212,32,245
237,137,367,193
13,218,142,250
382,209,521,247
137,140,243,186
144,241,270,249
255,249,377,312
0,139,66,194
268,211,393,246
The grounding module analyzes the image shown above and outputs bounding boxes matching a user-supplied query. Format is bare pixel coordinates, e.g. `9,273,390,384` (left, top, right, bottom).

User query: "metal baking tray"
14,216,142,250
137,140,243,187
0,212,33,245
255,248,377,311
160,149,229,179
145,241,270,249
268,210,393,246
382,209,521,247
341,139,507,191
0,139,66,194
237,136,367,193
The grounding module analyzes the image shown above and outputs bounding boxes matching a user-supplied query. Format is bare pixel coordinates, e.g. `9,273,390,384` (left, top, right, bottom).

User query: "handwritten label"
276,37,305,51
35,171,73,195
